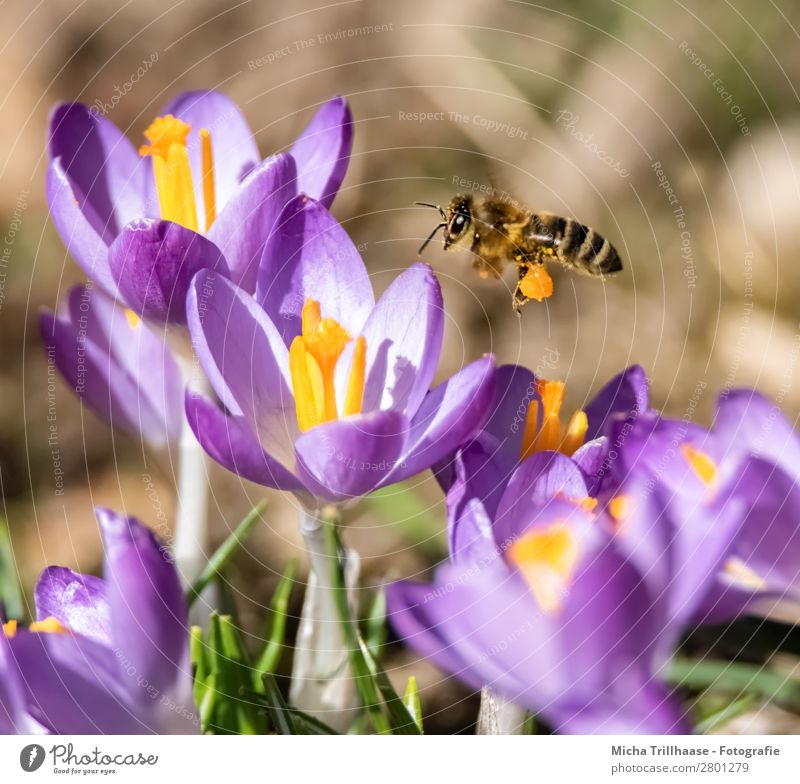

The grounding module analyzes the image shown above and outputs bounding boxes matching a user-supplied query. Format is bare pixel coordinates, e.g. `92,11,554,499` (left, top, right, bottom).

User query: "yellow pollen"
520,380,588,459
139,115,212,233
519,265,554,302
509,522,579,614
124,308,141,329
3,616,68,638
289,299,367,431
680,444,717,486
572,496,598,512
723,558,767,592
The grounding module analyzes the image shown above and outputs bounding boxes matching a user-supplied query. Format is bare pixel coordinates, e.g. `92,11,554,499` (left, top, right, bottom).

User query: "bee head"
415,194,474,255
443,195,474,249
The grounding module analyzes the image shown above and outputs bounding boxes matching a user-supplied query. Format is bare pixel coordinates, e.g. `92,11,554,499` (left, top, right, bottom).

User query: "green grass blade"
186,500,267,608
403,676,423,733
260,673,300,735
255,559,297,677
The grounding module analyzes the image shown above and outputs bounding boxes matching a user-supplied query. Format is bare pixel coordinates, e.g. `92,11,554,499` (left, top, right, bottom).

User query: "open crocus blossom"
605,389,800,625
437,364,649,523
39,284,183,448
387,453,692,734
0,508,196,734
185,195,497,504
47,90,353,324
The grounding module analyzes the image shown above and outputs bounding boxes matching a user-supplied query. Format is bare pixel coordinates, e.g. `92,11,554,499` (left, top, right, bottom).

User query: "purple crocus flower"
607,389,800,625
438,364,649,525
387,452,692,734
1,508,196,734
47,90,353,324
184,195,497,504
40,284,183,448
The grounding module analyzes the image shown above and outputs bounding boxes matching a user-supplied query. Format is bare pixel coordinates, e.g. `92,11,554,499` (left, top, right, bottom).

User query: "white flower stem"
476,687,528,735
290,506,359,731
173,358,212,586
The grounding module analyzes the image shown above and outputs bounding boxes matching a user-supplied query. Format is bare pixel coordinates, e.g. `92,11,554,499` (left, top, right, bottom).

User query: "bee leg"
512,264,531,315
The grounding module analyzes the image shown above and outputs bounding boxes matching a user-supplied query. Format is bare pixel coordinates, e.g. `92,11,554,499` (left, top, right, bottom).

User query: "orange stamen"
343,336,367,417
199,128,216,231
680,444,717,486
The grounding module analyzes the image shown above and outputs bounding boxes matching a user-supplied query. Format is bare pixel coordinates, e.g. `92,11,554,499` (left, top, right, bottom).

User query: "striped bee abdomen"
529,213,623,276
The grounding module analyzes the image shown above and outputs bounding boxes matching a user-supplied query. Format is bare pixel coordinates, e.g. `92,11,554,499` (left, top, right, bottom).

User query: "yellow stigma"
680,443,717,486
139,116,217,233
3,616,67,638
509,522,579,614
289,299,367,432
520,380,588,460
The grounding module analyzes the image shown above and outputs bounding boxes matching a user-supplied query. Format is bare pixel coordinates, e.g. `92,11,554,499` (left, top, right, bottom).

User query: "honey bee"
416,194,623,311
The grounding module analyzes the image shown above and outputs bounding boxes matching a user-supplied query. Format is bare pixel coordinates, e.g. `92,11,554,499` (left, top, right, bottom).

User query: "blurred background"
2,0,800,732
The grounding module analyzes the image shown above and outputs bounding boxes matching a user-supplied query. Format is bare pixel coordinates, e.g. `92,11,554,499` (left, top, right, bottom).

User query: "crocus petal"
185,392,307,495
8,631,147,734
294,410,407,503
381,355,497,485
207,153,297,293
289,96,353,208
696,459,800,623
96,508,188,709
256,195,373,343
159,90,260,212
572,436,608,495
358,263,444,418
492,452,589,546
583,365,649,440
40,285,183,447
448,496,497,565
48,103,147,238
713,389,800,477
187,271,297,467
34,566,111,646
109,219,229,324
46,159,119,297
0,635,44,734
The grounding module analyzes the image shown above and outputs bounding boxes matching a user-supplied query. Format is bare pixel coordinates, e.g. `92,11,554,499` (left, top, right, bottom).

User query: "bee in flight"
416,194,623,311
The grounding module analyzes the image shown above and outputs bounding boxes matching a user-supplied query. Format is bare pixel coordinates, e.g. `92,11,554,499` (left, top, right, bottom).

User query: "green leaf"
359,636,421,735
186,500,267,608
255,559,297,677
205,614,263,734
260,673,300,735
244,689,340,735
363,587,387,661
669,658,800,706
403,676,423,733
0,517,23,620
694,693,758,734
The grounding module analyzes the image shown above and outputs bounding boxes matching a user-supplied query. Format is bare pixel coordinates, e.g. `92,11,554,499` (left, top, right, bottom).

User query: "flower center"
289,299,366,432
139,115,217,234
2,616,68,638
520,380,588,460
508,522,579,613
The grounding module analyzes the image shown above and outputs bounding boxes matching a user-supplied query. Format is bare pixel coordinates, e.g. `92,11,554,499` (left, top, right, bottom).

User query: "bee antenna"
415,201,447,221
418,223,446,255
